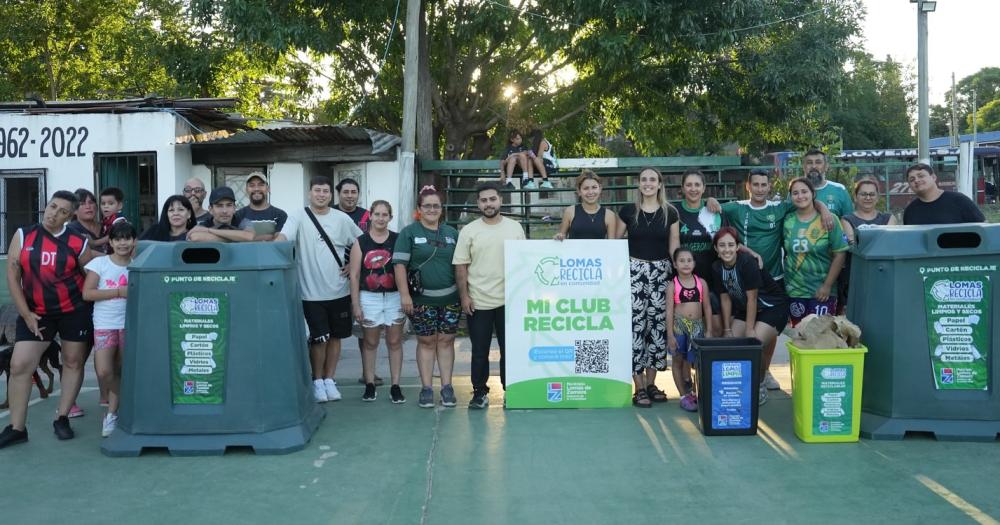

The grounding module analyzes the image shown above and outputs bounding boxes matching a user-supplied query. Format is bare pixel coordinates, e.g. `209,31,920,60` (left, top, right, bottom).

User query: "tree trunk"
416,3,435,162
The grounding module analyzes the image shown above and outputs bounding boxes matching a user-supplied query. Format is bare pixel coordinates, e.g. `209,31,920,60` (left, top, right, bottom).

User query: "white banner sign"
504,240,632,408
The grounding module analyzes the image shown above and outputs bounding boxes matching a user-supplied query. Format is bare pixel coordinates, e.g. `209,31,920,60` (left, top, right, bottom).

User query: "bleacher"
420,156,747,237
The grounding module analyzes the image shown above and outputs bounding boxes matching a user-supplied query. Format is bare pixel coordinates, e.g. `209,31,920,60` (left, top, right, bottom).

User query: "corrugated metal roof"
0,97,247,132
195,125,402,155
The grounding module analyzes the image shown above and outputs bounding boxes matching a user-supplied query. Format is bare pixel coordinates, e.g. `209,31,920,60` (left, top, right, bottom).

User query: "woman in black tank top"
554,170,620,240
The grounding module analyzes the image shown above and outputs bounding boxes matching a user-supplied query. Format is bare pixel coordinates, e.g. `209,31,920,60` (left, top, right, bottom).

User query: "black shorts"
15,308,93,343
303,296,352,344
709,290,721,316
734,302,789,332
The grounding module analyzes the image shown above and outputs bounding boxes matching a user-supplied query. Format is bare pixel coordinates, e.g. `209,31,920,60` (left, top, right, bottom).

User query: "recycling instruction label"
921,270,992,390
169,292,229,404
812,365,854,436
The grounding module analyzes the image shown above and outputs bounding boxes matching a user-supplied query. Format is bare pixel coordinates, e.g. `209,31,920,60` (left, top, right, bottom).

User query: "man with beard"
183,177,212,223
454,182,525,409
233,172,288,241
903,163,985,224
800,150,853,217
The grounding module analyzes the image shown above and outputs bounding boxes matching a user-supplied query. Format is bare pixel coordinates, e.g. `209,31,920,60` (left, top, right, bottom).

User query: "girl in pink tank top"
665,247,713,412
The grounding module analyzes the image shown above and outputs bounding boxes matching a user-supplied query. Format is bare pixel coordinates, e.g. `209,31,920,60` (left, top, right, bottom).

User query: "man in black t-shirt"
189,187,255,243
233,172,288,241
903,163,986,225
334,178,369,232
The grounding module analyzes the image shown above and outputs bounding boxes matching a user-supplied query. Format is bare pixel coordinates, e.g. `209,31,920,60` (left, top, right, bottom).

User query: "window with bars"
0,170,45,255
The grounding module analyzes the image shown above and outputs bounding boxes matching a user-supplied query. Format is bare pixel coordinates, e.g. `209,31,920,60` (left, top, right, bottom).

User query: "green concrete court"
3,338,1000,525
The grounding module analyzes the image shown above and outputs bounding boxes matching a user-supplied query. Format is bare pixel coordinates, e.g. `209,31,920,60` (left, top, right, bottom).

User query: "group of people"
550,152,984,410
0,150,986,449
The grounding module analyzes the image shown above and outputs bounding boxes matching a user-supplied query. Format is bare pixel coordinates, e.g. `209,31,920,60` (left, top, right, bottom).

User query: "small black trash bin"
693,337,762,436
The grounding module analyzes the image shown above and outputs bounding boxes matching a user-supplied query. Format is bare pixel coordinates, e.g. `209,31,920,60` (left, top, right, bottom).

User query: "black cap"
209,186,236,205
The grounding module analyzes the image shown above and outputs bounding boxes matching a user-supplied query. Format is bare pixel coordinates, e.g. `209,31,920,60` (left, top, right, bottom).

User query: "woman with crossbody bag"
392,186,461,409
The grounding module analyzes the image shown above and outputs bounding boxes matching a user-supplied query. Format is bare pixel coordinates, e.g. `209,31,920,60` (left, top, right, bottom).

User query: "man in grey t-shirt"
276,176,362,403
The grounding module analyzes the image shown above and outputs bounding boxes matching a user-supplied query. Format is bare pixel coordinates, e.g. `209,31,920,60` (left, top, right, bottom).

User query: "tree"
196,0,864,159
928,104,951,139
0,0,315,119
969,98,1000,133
946,67,1000,133
830,53,914,149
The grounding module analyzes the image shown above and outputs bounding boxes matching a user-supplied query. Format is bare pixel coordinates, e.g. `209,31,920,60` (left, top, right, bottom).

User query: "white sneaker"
313,379,329,403
523,180,537,189
758,383,768,406
764,370,781,390
324,378,342,401
101,413,118,438
540,180,554,189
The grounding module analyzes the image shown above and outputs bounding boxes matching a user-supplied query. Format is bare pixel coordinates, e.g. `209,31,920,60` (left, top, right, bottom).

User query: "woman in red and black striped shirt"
0,190,96,448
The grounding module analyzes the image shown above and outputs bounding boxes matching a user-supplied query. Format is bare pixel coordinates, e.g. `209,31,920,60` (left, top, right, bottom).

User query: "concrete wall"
333,161,402,230
268,162,307,214
0,112,186,201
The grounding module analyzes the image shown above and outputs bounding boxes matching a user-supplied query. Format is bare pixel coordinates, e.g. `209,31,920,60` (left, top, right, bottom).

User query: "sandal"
646,384,668,403
632,389,652,408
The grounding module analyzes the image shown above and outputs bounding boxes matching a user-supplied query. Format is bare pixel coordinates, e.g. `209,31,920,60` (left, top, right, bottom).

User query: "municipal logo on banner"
183,380,195,395
533,256,604,286
941,368,954,384
547,382,563,402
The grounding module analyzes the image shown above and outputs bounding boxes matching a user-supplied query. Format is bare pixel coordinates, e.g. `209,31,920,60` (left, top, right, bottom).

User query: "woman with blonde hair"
618,167,680,407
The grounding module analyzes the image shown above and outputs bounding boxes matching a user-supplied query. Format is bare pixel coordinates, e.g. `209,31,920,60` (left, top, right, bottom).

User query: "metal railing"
419,157,970,237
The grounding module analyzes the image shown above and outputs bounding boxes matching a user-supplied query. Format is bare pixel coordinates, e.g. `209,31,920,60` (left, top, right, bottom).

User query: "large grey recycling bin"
102,241,324,456
847,223,1000,441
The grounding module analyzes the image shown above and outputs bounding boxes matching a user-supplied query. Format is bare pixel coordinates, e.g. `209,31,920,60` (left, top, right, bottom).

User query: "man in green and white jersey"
800,149,853,217
712,169,833,282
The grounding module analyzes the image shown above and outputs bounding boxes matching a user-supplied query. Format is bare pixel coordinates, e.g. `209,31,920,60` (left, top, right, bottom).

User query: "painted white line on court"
916,474,1000,525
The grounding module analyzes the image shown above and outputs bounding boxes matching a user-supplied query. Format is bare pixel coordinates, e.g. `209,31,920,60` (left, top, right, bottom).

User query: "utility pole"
950,73,958,147
913,0,936,163
399,0,421,226
972,91,978,146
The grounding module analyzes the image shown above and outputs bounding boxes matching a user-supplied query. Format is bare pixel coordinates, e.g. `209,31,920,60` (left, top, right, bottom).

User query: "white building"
0,98,404,303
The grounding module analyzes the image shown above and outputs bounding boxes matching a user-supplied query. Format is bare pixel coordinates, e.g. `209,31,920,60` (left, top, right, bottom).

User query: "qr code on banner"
575,339,609,374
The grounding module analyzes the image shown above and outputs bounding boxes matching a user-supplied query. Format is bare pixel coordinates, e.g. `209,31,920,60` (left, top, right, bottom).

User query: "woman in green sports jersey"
677,169,723,335
783,177,849,326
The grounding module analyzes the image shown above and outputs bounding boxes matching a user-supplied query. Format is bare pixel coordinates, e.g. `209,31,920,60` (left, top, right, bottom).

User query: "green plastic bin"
102,241,324,456
848,224,1000,441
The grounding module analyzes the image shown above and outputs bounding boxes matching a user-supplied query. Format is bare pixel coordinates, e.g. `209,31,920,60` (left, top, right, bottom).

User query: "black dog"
0,341,62,410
